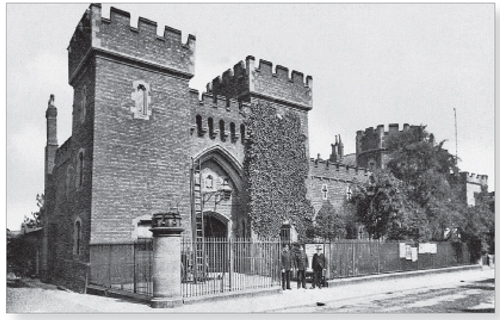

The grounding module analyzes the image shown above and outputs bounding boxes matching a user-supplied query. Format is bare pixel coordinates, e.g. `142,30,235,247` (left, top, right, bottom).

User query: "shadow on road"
461,308,494,313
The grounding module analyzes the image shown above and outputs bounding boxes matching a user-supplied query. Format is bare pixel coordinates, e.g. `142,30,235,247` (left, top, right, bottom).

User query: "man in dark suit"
294,244,309,289
311,246,326,289
281,244,291,290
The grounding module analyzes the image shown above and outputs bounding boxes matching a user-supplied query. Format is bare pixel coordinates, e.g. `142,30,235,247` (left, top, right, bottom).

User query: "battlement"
356,123,419,153
311,154,370,173
459,171,488,186
205,56,313,110
309,156,370,183
356,123,414,139
189,88,244,112
206,59,250,102
68,4,196,84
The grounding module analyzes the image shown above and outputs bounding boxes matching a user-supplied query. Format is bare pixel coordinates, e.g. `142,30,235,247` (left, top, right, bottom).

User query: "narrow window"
73,219,82,257
75,221,81,255
80,85,86,123
219,120,226,141
66,165,73,198
240,124,246,143
230,122,236,142
76,149,85,188
138,84,148,116
130,80,151,120
321,184,328,201
196,115,203,136
345,186,352,201
208,118,214,139
79,152,84,187
205,175,213,189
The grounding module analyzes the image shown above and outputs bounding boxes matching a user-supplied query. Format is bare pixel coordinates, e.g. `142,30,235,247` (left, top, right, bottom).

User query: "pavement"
7,265,495,313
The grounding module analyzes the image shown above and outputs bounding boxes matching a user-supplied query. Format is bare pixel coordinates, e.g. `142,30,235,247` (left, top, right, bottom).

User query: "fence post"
352,242,356,276
149,211,184,308
108,245,112,288
133,243,136,293
376,240,380,274
229,238,233,292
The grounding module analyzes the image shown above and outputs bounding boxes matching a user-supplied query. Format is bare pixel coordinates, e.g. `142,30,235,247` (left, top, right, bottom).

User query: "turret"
42,94,58,283
45,94,58,187
376,125,384,149
356,130,363,155
338,135,344,159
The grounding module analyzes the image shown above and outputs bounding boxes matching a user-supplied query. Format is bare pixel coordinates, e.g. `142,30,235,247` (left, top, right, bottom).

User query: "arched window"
240,124,246,143
73,218,82,258
80,85,86,123
76,149,85,188
131,80,151,120
208,118,214,139
205,175,214,189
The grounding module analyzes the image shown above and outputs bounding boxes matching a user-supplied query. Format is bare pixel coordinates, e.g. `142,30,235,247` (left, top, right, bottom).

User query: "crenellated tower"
51,3,197,252
458,171,489,206
197,56,313,157
355,123,415,170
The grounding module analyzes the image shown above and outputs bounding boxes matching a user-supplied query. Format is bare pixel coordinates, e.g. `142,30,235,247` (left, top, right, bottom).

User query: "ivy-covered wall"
243,102,314,239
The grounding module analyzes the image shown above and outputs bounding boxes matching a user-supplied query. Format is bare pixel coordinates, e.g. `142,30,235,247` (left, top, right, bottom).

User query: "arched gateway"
191,146,248,240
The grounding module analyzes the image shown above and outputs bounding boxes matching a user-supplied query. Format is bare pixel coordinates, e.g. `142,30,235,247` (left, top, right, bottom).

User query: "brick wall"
308,159,370,215
190,92,246,164
91,56,191,243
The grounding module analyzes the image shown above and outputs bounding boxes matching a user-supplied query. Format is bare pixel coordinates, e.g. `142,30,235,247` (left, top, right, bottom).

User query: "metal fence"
89,239,153,296
319,240,471,280
88,238,471,299
181,238,282,298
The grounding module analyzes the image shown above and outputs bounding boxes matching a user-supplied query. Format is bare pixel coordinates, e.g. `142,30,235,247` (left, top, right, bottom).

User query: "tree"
243,102,315,239
22,193,44,229
351,170,407,240
314,201,345,240
456,187,495,262
384,126,461,240
383,125,494,258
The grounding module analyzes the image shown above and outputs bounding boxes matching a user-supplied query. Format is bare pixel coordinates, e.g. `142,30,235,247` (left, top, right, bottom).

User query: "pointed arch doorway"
191,145,247,240
203,211,228,238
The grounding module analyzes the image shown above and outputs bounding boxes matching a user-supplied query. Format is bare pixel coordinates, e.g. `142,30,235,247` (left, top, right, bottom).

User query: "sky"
5,2,495,230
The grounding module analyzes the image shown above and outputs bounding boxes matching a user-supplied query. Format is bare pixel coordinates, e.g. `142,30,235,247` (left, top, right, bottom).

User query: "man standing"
281,244,291,290
294,244,308,289
311,246,326,289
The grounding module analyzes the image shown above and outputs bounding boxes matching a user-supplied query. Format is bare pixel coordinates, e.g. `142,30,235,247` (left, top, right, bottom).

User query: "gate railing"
181,237,282,298
317,240,471,280
88,238,471,299
89,239,153,296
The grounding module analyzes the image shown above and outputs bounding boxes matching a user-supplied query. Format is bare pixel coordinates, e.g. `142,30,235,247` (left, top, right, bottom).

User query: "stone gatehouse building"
41,4,371,288
41,4,490,290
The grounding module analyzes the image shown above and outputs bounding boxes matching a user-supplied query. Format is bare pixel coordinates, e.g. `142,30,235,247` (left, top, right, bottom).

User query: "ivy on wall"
243,102,314,239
